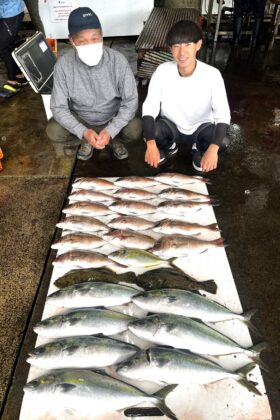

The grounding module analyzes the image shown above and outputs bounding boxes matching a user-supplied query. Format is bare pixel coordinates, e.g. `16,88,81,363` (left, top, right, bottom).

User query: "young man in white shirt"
143,20,231,172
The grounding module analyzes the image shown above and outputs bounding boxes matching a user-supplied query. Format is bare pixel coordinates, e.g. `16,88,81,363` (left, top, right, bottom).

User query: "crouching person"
143,20,231,172
46,7,142,160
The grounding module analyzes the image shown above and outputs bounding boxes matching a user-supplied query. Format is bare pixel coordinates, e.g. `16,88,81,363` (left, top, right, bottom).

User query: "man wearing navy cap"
46,7,141,160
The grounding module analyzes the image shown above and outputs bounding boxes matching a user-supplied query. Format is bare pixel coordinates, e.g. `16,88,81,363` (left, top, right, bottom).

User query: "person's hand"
83,129,104,149
145,140,160,168
96,129,111,148
200,144,219,172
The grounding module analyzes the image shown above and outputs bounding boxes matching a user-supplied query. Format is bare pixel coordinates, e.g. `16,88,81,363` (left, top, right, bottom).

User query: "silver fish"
116,347,261,395
109,200,157,215
24,370,177,419
102,229,155,250
63,201,112,217
51,233,105,251
113,188,157,200
34,308,136,338
47,281,138,309
132,289,256,325
52,250,122,270
128,314,266,358
154,172,210,186
114,176,159,188
27,336,139,369
69,189,113,203
152,236,225,258
109,248,170,268
158,187,213,202
72,177,117,190
108,215,155,231
56,216,108,233
153,219,220,236
158,200,213,215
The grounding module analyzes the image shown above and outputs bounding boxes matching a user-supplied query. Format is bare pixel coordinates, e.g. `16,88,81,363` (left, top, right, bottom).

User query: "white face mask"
75,42,103,66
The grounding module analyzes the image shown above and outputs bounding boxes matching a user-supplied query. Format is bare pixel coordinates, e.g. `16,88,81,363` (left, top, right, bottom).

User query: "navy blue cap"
68,7,101,36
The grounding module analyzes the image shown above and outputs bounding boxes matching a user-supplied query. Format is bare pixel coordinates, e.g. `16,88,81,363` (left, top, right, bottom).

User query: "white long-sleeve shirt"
142,60,231,135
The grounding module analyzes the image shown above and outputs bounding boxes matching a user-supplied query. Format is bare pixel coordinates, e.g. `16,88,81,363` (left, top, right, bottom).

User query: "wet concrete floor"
0,38,280,419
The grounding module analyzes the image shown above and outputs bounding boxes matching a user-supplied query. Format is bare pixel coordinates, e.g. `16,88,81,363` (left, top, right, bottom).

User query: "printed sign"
49,0,78,22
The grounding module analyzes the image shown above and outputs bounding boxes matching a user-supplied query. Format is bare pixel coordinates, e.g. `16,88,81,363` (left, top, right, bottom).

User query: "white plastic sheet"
20,176,272,420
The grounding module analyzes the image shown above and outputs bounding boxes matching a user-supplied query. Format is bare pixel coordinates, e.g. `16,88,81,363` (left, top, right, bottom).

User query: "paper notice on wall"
49,0,78,22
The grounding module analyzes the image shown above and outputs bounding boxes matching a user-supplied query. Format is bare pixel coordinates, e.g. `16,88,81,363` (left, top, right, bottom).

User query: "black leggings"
154,118,229,151
0,12,24,81
234,0,266,19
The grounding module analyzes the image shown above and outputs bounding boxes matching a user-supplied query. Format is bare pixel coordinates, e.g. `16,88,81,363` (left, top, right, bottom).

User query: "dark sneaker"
192,143,203,171
77,141,93,160
0,83,20,98
16,77,29,87
158,142,178,165
110,139,128,160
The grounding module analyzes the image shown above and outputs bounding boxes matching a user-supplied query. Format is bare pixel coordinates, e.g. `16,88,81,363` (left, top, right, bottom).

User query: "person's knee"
121,117,143,142
219,135,230,151
46,118,60,142
155,118,178,142
46,117,79,144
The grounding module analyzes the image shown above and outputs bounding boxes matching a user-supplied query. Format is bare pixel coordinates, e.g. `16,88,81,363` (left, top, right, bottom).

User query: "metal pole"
214,0,224,43
207,0,214,34
268,3,280,51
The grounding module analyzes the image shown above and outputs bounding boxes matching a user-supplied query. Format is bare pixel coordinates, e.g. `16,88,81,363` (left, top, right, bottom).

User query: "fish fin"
152,384,178,420
199,279,218,294
58,383,76,393
238,378,262,396
166,296,178,303
236,363,262,395
242,309,261,337
65,345,80,355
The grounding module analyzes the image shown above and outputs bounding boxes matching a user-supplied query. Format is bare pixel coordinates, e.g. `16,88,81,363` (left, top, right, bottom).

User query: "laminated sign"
49,0,77,22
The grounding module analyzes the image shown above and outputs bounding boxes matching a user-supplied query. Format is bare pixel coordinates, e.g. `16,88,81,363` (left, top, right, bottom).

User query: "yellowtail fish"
116,347,261,395
24,370,177,419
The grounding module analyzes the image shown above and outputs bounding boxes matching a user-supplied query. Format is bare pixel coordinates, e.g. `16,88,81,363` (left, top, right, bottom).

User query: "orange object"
0,147,3,171
46,38,58,57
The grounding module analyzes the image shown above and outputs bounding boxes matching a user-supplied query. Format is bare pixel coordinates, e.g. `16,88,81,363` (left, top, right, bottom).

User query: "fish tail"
242,309,261,337
207,223,221,232
152,384,178,420
199,279,218,294
247,342,269,370
209,198,220,206
169,258,178,268
236,363,262,395
201,177,211,184
212,238,226,247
